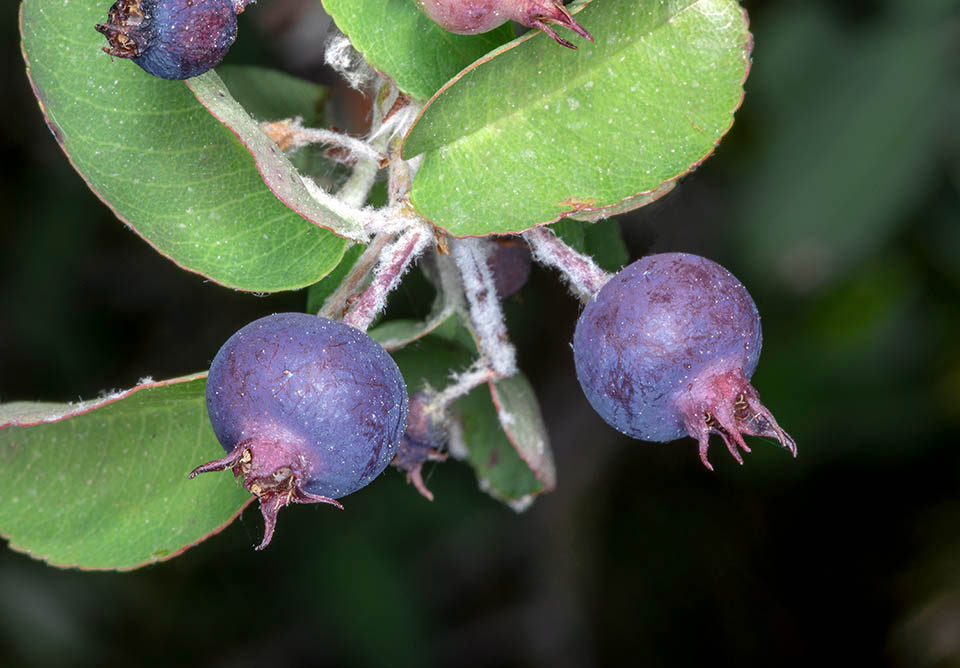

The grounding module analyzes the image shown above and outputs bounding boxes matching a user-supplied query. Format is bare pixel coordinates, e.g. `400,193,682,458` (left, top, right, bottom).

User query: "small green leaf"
404,0,751,236
0,376,249,571
584,218,630,271
369,312,458,352
20,0,348,291
455,385,545,506
321,0,515,100
489,373,555,493
216,65,329,124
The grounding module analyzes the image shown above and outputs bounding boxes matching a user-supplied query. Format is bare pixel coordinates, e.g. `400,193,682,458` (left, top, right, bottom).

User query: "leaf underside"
404,0,751,236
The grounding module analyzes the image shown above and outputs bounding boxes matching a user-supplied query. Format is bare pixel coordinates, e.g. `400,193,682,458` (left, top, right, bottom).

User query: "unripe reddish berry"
416,0,593,49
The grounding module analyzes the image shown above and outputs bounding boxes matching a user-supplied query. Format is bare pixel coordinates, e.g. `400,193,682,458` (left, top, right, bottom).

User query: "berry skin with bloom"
190,313,408,549
573,253,796,469
96,0,242,80
416,0,593,49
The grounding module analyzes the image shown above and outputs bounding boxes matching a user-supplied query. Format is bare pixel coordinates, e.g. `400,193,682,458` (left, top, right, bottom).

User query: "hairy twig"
523,225,612,301
342,225,434,330
449,237,517,377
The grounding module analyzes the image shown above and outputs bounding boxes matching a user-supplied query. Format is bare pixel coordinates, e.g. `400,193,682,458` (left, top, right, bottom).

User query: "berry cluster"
191,249,794,548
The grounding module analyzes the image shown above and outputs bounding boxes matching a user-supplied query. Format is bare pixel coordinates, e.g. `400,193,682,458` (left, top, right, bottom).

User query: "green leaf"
404,0,751,236
584,218,630,271
455,382,545,506
186,71,365,239
369,312,458,352
0,376,249,571
489,373,555,494
321,0,515,100
20,0,348,292
568,181,676,222
216,65,329,124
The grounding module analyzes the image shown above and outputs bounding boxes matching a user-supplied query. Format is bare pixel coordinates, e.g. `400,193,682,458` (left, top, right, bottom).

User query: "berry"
391,392,449,501
190,313,408,549
416,0,593,49
488,238,532,299
95,0,242,80
573,253,796,468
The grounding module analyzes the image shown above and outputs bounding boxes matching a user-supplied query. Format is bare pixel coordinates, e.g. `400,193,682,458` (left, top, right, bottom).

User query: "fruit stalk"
523,225,612,300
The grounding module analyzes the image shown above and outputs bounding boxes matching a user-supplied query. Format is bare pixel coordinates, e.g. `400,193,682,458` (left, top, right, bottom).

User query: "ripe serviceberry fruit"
96,0,244,80
190,313,408,549
573,253,796,469
416,0,593,49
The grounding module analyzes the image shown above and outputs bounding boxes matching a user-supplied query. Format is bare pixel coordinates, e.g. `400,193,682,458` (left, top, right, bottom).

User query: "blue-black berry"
96,0,242,80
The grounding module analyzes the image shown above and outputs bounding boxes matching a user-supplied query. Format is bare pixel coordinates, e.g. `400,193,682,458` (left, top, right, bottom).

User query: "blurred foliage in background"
2,0,959,666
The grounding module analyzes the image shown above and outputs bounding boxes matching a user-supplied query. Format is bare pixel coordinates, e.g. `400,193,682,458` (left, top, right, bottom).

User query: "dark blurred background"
2,0,959,666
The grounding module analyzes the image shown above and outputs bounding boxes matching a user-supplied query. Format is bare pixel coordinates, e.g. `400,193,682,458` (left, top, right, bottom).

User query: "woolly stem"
523,225,613,301
319,234,393,319
449,237,517,377
434,362,500,408
259,119,387,165
342,225,433,331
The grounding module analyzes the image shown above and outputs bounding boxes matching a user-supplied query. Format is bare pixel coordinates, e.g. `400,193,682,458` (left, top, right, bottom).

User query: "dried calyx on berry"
573,253,796,469
95,0,249,80
190,313,408,549
416,0,593,49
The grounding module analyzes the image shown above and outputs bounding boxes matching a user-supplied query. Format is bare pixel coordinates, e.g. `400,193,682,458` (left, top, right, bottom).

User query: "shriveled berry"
391,392,449,501
416,0,593,49
573,253,796,468
95,0,242,80
190,313,408,549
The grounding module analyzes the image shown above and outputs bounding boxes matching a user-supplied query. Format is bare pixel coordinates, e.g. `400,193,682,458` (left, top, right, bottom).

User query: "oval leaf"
404,0,751,236
0,376,250,571
20,0,348,291
454,384,545,508
321,0,515,100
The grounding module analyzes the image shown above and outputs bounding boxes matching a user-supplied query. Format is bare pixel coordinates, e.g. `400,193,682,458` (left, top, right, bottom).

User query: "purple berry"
416,0,593,49
573,253,796,468
488,238,532,299
95,0,242,80
190,313,408,549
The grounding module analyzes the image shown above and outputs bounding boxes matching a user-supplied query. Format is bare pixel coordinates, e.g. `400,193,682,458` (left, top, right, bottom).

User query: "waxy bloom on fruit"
573,253,796,468
416,0,593,49
190,313,408,549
